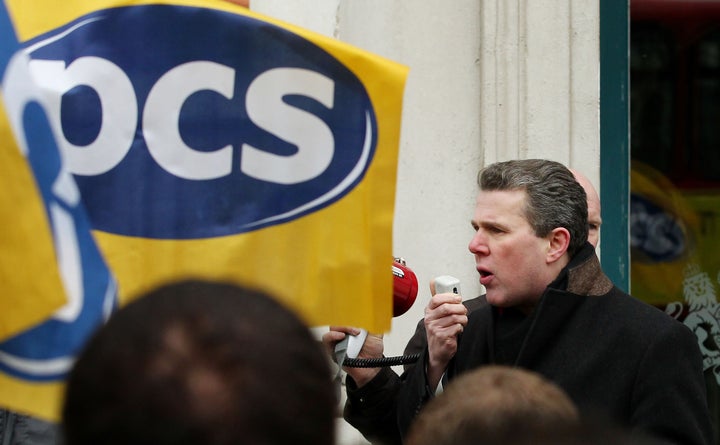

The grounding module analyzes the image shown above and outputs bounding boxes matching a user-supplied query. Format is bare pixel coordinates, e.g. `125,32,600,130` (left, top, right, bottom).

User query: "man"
400,168,602,364
331,160,712,445
324,167,604,444
62,279,336,445
572,169,602,248
405,159,711,444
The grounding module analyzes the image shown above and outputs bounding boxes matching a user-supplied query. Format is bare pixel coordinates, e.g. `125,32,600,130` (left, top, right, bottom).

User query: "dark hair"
62,279,335,445
413,417,665,445
477,159,588,257
406,365,579,445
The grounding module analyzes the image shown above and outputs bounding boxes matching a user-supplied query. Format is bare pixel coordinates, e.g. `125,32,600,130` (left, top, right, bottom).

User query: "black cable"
342,353,421,368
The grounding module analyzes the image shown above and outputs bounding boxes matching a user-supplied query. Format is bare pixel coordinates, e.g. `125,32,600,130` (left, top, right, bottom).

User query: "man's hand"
322,326,384,387
424,284,467,389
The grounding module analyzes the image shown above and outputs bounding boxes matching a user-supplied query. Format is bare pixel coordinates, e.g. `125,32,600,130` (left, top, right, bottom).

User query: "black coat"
344,295,487,445
397,245,713,445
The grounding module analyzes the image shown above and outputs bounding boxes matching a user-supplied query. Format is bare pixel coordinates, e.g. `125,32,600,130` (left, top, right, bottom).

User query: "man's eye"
588,224,599,231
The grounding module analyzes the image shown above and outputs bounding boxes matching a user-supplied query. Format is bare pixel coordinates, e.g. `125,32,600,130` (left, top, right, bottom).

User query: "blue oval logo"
26,5,377,239
630,194,687,262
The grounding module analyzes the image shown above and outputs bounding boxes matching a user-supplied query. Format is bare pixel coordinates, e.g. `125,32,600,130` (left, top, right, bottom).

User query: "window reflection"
631,2,720,442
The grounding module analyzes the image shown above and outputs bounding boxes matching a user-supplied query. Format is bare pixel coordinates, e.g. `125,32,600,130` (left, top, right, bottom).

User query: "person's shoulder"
595,287,692,334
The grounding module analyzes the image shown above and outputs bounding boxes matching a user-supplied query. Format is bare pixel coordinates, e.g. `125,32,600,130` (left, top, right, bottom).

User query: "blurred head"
406,365,579,445
468,159,588,309
62,279,335,445
570,169,602,248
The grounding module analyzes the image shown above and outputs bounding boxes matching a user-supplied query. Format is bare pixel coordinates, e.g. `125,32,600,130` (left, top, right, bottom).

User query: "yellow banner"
1,4,118,421
0,94,67,340
2,0,407,422
8,0,407,331
631,161,701,305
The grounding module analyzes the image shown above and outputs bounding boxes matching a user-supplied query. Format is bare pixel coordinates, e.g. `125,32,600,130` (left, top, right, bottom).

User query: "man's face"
571,170,601,248
586,193,601,248
468,190,553,310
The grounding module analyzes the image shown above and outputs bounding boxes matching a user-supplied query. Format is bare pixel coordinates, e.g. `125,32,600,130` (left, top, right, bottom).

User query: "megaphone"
392,258,418,317
336,258,421,367
337,260,459,368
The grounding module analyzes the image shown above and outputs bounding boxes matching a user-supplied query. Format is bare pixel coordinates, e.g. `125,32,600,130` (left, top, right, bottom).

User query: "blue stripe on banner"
0,1,18,75
0,1,118,382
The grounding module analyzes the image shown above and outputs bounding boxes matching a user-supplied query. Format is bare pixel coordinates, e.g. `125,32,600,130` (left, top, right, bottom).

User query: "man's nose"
468,231,489,255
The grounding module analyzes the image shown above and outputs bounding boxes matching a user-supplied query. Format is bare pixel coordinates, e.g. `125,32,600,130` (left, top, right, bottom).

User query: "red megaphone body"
392,258,418,317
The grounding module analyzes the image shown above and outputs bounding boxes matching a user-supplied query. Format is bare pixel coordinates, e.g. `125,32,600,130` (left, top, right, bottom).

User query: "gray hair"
477,159,588,258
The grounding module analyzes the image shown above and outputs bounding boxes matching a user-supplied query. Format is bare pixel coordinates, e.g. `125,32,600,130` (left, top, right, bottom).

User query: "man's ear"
546,227,570,263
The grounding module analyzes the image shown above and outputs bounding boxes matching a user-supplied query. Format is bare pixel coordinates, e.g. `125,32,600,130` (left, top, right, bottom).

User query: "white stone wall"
251,1,600,443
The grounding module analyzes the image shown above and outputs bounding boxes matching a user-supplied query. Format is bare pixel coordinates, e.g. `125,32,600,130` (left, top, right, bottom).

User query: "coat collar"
547,242,613,296
565,243,614,296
